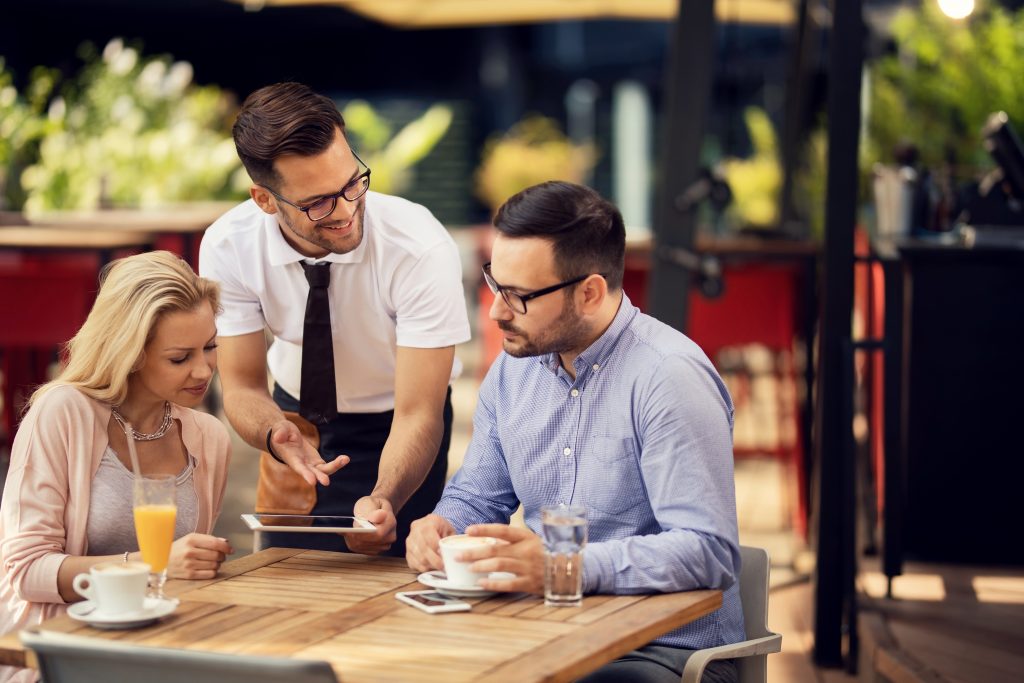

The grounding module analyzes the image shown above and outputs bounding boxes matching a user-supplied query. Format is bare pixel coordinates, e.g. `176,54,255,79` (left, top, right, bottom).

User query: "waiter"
200,82,470,556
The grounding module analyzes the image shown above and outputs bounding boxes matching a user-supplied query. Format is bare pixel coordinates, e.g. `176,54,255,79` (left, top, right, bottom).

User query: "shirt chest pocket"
581,436,642,515
588,434,637,464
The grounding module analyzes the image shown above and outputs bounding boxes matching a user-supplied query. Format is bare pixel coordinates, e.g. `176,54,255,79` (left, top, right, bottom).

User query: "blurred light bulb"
938,0,975,20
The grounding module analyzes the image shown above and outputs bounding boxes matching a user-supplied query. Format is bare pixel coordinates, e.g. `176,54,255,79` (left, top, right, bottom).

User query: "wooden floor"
766,578,855,683
759,558,1024,683
858,559,1024,683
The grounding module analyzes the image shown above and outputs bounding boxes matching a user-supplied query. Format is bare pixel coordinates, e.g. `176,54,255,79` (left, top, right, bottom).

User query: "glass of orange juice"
133,474,176,600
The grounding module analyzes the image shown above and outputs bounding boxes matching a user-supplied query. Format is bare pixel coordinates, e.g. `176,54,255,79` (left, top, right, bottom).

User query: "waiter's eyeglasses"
261,152,371,221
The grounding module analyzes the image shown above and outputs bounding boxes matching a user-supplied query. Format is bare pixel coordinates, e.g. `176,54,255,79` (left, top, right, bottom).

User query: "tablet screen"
257,515,362,528
241,514,375,533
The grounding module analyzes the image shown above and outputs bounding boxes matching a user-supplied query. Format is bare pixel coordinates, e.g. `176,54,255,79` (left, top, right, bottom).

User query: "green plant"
720,107,782,229
0,59,51,210
475,115,596,212
341,100,453,196
867,2,1024,181
18,39,244,214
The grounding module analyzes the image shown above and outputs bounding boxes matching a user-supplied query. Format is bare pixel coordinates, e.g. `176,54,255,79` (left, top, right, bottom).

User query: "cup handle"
72,574,95,601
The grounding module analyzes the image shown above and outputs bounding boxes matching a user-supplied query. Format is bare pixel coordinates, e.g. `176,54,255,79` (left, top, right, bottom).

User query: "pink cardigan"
0,385,230,647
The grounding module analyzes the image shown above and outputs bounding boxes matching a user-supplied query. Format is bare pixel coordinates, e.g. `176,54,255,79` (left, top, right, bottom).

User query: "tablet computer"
241,514,376,534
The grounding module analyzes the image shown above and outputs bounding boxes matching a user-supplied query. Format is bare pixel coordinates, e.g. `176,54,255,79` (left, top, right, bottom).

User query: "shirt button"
570,389,579,397
563,447,572,456
593,364,600,371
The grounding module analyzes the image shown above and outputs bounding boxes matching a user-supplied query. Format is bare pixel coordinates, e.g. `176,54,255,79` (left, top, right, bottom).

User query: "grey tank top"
85,446,200,557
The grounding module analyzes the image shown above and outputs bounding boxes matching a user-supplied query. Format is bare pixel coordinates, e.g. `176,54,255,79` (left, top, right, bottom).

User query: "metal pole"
648,0,717,332
779,0,814,236
812,0,864,668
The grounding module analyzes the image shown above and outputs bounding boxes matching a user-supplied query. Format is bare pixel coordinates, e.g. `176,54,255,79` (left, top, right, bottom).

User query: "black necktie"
299,261,337,424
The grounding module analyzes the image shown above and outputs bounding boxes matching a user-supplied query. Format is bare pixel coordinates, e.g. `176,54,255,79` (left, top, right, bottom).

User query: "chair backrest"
738,545,773,683
21,629,339,683
738,545,772,639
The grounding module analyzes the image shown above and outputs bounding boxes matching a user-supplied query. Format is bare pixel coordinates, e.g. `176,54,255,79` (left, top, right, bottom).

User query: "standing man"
406,182,744,682
200,82,471,556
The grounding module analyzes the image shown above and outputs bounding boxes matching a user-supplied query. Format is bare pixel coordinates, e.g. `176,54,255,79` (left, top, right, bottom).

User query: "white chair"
21,628,340,683
680,545,783,683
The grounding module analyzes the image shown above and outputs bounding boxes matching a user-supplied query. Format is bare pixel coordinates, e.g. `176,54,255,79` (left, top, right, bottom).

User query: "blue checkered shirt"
434,294,745,649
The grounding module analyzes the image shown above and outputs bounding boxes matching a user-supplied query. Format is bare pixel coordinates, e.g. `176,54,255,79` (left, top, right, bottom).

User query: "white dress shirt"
199,191,471,413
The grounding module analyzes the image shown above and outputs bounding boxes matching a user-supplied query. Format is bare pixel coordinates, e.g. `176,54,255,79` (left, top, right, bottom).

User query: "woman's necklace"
110,401,173,441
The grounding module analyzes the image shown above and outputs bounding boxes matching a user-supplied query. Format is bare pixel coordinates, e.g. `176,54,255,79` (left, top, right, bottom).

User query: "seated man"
406,181,744,683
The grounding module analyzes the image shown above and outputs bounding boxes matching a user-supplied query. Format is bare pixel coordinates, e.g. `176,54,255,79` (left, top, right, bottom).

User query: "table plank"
106,602,233,643
231,582,421,657
181,550,419,612
165,547,304,598
475,589,722,683
296,611,576,683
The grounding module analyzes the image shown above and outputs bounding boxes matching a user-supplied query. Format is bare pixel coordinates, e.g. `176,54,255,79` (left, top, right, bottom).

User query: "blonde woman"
0,251,232,676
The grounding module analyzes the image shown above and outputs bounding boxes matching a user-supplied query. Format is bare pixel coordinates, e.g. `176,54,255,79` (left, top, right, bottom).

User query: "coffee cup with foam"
72,561,151,616
438,535,498,587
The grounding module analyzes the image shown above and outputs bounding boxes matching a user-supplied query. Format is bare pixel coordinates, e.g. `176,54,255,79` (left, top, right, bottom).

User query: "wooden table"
0,549,722,683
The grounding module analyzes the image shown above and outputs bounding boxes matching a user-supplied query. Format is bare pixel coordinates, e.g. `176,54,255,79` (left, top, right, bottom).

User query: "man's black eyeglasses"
261,151,371,221
482,262,595,314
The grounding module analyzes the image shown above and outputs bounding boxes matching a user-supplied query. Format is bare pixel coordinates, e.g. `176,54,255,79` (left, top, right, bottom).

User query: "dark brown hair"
493,181,625,291
232,82,346,189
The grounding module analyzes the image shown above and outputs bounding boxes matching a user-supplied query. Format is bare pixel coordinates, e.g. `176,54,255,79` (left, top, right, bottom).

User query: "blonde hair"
29,251,221,407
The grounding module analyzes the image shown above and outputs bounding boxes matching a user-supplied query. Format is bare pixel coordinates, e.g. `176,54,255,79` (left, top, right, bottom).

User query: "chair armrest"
680,633,782,683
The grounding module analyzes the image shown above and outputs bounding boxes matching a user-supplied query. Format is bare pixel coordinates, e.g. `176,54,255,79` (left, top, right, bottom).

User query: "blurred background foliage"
1,38,455,215
342,99,453,196
17,38,244,215
867,2,1024,182
0,58,50,211
475,115,595,213
721,107,782,230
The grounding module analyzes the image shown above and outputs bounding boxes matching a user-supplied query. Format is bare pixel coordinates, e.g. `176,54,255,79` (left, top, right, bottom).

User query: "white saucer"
417,570,516,597
68,597,179,630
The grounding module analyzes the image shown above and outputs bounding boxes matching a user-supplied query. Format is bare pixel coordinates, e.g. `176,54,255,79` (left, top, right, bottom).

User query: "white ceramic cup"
438,535,498,587
72,561,151,616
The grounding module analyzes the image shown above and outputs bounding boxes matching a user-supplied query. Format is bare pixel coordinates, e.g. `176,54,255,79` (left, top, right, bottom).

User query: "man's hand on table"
405,514,456,571
463,524,545,595
167,533,233,580
345,496,398,555
268,418,349,486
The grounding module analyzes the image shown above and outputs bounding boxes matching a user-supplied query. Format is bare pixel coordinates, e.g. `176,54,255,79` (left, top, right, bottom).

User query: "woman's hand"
166,533,233,580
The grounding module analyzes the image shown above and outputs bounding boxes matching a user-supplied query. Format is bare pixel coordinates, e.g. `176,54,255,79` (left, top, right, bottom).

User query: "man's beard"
281,199,365,255
499,298,589,358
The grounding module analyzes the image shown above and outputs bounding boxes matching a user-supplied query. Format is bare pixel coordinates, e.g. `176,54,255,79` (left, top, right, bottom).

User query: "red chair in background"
686,263,808,539
0,253,102,454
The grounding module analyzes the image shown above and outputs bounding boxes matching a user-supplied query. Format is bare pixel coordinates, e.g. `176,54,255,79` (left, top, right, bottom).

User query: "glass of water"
541,503,587,607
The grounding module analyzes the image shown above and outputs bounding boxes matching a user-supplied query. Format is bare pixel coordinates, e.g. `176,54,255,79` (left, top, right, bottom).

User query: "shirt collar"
538,292,639,376
264,201,370,267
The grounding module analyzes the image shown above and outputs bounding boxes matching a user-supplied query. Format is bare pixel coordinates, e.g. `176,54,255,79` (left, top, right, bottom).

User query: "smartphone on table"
395,590,472,614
